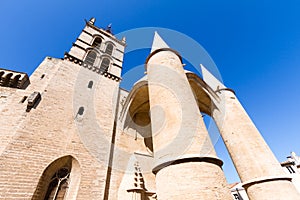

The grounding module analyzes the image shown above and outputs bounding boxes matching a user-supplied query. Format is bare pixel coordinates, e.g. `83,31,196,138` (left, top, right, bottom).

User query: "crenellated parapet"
0,68,30,89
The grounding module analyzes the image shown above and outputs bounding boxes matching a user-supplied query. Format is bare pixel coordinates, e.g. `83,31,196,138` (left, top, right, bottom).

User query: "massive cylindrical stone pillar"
213,89,300,200
146,45,232,199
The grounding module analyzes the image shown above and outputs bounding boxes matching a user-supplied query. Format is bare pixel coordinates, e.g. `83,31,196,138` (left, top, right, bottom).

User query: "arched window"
84,51,97,66
105,43,113,55
100,58,110,72
44,167,70,200
33,156,81,200
92,37,102,49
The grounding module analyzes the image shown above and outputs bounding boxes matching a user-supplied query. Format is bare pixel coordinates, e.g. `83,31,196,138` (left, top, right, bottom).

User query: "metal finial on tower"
106,23,113,34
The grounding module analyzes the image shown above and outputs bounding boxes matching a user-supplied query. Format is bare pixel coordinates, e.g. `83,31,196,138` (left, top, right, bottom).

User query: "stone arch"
186,72,219,116
119,72,220,154
120,72,218,126
85,47,101,55
120,78,153,153
92,34,104,41
91,35,103,49
32,155,81,200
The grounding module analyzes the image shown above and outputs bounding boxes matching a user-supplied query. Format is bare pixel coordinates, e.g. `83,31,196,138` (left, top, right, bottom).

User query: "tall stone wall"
0,57,119,200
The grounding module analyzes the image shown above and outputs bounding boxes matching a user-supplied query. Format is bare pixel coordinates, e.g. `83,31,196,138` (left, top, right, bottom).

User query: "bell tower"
0,18,126,200
65,17,125,80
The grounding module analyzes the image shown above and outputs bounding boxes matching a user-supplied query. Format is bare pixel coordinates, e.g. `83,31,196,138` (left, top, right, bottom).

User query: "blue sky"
1,1,300,183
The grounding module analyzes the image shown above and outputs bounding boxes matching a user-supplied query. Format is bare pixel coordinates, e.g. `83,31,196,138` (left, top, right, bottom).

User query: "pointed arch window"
105,43,113,55
44,167,70,200
33,156,81,200
92,37,102,49
84,51,97,66
100,58,110,72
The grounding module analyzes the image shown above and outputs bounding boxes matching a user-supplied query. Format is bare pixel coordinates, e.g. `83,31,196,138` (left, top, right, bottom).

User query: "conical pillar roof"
200,64,226,91
150,31,170,53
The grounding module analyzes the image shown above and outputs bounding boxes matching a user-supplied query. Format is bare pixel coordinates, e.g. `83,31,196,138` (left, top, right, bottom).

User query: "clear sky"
1,1,300,183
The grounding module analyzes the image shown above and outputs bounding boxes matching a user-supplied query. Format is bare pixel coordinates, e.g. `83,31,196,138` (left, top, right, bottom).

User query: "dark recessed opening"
20,96,27,103
40,74,45,79
78,107,84,116
88,81,93,89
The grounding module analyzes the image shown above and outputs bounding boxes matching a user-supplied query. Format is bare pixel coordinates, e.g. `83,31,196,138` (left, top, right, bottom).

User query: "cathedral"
0,18,299,200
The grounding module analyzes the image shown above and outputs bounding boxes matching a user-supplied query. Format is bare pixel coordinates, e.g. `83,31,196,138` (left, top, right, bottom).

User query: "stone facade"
0,18,299,200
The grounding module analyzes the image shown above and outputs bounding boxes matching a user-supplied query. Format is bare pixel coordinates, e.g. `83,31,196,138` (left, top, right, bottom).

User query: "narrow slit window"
77,107,84,116
88,81,93,89
20,96,27,103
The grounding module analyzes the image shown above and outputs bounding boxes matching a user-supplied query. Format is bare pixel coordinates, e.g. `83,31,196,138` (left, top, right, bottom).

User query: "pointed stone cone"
150,32,170,53
146,32,232,200
200,64,225,91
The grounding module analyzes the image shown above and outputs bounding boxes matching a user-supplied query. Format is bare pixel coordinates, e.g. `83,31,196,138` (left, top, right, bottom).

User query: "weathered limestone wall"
147,49,232,200
0,57,61,155
0,87,26,154
155,162,230,199
107,88,156,199
0,87,18,111
0,57,119,199
212,90,300,200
